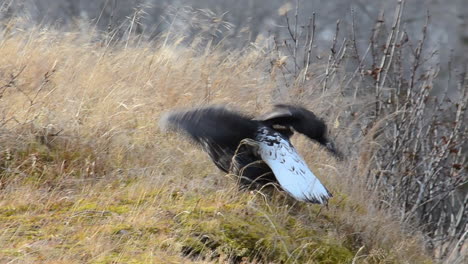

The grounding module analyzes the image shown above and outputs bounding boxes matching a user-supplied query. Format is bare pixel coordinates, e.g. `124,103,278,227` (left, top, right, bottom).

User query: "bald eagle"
159,104,341,204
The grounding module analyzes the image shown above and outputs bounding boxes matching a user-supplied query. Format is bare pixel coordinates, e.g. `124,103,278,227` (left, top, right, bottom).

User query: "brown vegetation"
0,2,466,263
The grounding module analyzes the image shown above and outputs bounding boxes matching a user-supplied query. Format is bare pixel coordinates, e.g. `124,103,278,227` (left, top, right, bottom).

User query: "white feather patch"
256,128,331,204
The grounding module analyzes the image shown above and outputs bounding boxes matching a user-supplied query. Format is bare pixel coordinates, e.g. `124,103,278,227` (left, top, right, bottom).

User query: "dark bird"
159,104,341,204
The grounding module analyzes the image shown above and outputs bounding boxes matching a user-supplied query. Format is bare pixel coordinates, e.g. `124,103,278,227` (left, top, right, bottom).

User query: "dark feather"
160,104,341,204
160,106,259,172
258,104,342,158
257,104,326,140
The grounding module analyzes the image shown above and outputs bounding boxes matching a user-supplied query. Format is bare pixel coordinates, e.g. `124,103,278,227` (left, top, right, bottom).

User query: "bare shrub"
271,1,467,262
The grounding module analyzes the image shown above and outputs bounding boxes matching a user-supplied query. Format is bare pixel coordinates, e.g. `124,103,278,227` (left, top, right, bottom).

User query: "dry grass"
0,23,432,263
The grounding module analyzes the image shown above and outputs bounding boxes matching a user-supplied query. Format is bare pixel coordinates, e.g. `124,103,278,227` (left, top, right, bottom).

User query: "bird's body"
159,104,340,204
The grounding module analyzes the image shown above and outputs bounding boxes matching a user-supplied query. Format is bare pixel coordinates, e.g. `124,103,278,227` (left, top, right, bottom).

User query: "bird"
159,104,341,204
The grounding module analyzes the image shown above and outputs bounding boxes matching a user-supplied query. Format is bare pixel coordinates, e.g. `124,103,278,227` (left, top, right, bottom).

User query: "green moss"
0,205,31,217
303,240,354,263
0,249,23,257
220,219,282,260
165,191,364,263
173,199,278,261
141,226,161,234
75,202,99,211
107,204,131,214
181,236,217,258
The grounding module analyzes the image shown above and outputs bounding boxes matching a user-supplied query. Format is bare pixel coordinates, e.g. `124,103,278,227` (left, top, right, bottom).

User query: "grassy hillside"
0,25,433,263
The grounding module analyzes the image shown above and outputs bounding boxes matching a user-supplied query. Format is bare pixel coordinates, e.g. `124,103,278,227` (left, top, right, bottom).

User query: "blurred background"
2,0,467,97
2,0,467,57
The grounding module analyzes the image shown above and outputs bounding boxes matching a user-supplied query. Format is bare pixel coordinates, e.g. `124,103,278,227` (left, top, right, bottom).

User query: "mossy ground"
0,24,432,263
0,135,430,263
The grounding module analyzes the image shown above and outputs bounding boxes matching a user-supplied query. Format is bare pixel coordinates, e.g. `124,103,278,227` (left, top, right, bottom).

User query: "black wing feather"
160,106,259,172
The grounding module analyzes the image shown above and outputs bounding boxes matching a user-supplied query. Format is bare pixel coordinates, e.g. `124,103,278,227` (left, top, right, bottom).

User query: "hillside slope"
0,27,432,263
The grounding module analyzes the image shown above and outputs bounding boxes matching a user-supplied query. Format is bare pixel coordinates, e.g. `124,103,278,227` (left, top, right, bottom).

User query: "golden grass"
0,26,431,263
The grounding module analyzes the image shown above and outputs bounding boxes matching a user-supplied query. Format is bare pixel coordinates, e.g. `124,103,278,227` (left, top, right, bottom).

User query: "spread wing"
159,105,258,172
256,128,332,204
